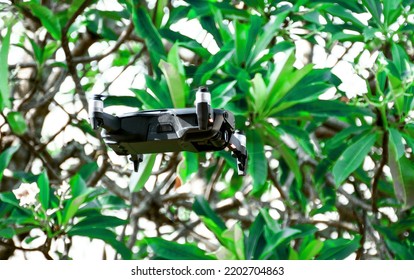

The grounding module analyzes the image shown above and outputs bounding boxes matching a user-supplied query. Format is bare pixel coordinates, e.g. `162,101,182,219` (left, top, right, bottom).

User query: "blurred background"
0,0,414,260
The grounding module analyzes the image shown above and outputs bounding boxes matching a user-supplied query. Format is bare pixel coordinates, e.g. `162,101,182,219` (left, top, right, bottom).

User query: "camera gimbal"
89,87,247,175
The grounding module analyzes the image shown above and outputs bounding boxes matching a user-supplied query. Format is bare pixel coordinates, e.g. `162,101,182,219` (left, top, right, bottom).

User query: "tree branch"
60,0,93,110
267,162,288,200
72,22,135,63
372,130,389,213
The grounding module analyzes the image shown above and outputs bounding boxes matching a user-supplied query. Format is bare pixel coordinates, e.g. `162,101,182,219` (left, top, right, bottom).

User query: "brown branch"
72,22,135,64
152,153,179,176
304,158,372,211
0,239,53,260
19,69,67,112
61,0,93,110
88,148,109,186
267,162,288,200
99,47,146,94
364,215,393,259
291,218,358,233
355,211,366,260
0,111,61,180
101,175,130,200
330,42,353,67
205,157,225,201
372,130,388,213
37,118,72,153
9,25,142,71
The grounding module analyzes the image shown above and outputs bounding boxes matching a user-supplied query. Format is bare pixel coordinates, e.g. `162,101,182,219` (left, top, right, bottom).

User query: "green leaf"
249,41,294,71
333,132,377,186
27,37,43,65
245,15,263,60
131,3,166,74
400,157,414,209
235,20,249,65
391,43,409,77
0,23,12,110
193,195,226,230
389,128,405,159
247,11,289,66
274,100,374,118
37,171,50,211
317,236,361,260
385,240,414,259
299,239,324,260
331,32,364,43
154,0,168,28
265,125,303,189
248,73,268,114
260,208,281,233
145,75,173,108
259,227,301,260
246,129,268,194
193,43,234,86
383,0,402,27
0,192,21,208
129,154,156,192
71,215,127,230
68,228,132,259
326,126,371,151
289,248,300,260
200,216,226,242
0,225,34,238
281,143,303,184
0,145,19,184
324,4,365,29
69,174,88,198
211,81,237,108
245,210,266,260
78,162,98,181
6,112,28,135
0,227,14,239
199,16,223,47
277,125,315,157
265,49,314,116
362,0,383,27
177,152,198,183
26,2,62,40
130,88,163,109
290,224,319,239
221,223,246,260
146,237,215,260
62,189,94,226
243,0,265,10
388,140,414,209
159,43,189,108
388,131,406,205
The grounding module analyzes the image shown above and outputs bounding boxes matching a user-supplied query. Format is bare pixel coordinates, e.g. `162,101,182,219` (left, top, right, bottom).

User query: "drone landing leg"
130,154,143,172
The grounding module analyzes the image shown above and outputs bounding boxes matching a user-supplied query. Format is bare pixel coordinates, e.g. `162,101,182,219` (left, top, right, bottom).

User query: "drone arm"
229,132,248,176
89,95,121,132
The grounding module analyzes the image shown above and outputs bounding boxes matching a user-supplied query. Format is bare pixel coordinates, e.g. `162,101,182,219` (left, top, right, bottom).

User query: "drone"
89,87,247,175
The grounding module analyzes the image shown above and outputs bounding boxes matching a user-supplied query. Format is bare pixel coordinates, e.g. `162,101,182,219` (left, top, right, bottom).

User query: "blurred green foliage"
0,0,414,260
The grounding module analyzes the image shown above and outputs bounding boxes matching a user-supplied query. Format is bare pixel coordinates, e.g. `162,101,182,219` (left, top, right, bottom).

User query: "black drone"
89,87,247,175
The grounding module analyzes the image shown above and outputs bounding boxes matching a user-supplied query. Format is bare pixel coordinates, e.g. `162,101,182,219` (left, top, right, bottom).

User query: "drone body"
89,87,247,175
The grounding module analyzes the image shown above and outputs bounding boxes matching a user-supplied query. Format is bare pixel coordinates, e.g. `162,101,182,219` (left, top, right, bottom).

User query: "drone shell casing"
100,108,236,156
